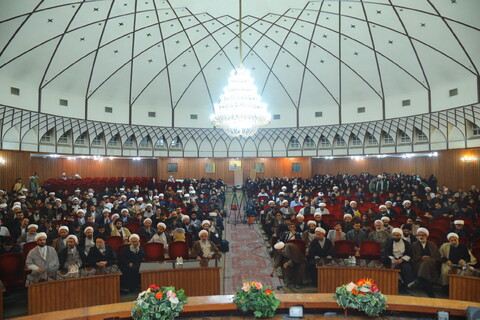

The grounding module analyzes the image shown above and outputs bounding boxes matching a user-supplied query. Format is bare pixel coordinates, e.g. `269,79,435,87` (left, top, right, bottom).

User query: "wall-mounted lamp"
461,156,478,164
0,157,5,164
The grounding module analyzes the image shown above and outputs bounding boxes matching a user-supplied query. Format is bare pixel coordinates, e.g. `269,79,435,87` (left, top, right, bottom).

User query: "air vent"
315,111,323,118
59,99,68,106
449,88,458,97
148,112,156,118
10,87,20,96
273,114,280,120
402,99,410,107
357,107,365,113
105,106,113,113
190,114,198,120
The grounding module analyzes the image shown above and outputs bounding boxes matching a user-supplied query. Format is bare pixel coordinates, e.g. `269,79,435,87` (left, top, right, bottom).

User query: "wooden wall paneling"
449,274,480,302
140,267,221,296
0,150,31,192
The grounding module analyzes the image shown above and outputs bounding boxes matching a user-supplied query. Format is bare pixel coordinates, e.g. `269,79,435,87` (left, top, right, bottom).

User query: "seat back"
334,240,355,258
23,241,38,258
105,236,124,253
287,239,306,256
168,241,189,260
143,242,165,262
185,233,194,248
124,222,141,234
0,252,25,290
359,240,382,260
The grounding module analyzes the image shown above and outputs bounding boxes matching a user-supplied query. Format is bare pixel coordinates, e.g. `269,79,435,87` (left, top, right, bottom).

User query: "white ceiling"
0,0,479,129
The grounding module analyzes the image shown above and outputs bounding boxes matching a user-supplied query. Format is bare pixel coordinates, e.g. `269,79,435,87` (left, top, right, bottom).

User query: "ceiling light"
210,0,270,138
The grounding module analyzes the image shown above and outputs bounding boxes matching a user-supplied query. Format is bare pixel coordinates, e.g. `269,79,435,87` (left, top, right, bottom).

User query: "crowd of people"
0,176,227,292
245,173,479,297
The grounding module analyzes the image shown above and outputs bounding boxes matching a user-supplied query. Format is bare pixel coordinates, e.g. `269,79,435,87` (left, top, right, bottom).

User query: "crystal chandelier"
210,0,271,138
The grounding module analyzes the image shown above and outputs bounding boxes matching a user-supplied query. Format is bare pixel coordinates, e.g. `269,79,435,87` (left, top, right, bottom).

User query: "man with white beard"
410,228,441,298
193,229,221,266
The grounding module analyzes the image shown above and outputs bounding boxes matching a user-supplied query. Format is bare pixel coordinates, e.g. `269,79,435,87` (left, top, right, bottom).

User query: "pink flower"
166,290,176,299
253,282,263,290
370,284,379,293
242,282,251,292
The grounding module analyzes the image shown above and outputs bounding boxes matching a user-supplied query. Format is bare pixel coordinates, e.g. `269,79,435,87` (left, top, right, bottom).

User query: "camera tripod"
228,187,247,225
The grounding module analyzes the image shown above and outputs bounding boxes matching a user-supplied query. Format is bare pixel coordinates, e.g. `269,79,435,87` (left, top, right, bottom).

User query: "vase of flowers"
333,278,387,317
132,285,187,320
233,281,281,318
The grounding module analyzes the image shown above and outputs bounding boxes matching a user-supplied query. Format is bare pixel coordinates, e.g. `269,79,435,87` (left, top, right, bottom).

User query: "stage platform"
11,293,480,320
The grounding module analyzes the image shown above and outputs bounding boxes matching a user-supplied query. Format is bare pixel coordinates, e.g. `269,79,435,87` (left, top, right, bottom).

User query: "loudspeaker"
467,306,480,320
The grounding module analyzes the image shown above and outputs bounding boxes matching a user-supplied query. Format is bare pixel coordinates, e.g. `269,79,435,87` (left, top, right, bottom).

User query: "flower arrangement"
333,278,387,317
233,281,281,318
132,285,187,320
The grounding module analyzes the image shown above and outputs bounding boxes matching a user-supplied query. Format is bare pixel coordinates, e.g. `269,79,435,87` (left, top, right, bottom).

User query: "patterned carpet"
223,214,283,294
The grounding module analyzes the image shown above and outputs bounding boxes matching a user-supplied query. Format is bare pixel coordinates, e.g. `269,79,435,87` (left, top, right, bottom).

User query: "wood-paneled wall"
0,149,478,190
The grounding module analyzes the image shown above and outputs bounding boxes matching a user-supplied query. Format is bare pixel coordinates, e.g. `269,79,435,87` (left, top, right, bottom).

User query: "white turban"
35,232,47,241
307,220,317,226
199,230,208,237
344,214,352,219
454,220,464,225
59,226,69,232
315,227,326,234
111,213,120,219
379,205,387,210
133,189,139,193
19,196,26,199
282,200,289,205
77,209,85,214
182,215,190,221
385,201,392,205
27,224,38,230
146,203,152,207
333,186,339,190
318,192,324,197
281,186,287,191
143,218,152,224
381,216,390,222
137,197,143,202
84,226,94,234
128,198,135,202
417,228,429,237
202,220,211,226
209,212,217,217
157,222,166,229
121,209,129,213
274,241,285,250
49,192,55,195
268,201,275,205
392,228,403,236
159,193,164,197
67,235,78,244
314,212,322,218
129,234,140,241
319,202,326,207
447,232,459,240
296,214,304,219
350,201,357,205
403,200,411,206
55,198,62,203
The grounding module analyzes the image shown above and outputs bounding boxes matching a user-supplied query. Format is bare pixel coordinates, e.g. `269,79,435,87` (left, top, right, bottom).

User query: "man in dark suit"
346,221,367,252
58,235,87,270
270,241,307,289
307,227,334,286
384,228,415,288
87,237,115,267
119,234,144,292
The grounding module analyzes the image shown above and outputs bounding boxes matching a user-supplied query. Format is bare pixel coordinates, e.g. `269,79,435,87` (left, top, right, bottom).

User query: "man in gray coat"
26,232,59,274
411,227,440,298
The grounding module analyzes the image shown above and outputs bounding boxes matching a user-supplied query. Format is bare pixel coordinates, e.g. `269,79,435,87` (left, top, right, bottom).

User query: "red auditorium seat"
427,235,443,248
334,240,355,258
22,241,37,258
143,242,165,262
116,244,130,261
287,239,306,256
105,236,125,254
359,240,382,260
0,252,25,290
124,222,141,234
168,241,190,260
293,205,304,214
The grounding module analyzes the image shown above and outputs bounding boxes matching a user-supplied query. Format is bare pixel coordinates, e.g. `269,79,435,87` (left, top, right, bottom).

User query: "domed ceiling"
1,0,479,130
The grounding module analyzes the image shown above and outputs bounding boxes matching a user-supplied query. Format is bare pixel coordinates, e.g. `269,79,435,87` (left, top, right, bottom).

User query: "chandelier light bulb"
211,66,271,138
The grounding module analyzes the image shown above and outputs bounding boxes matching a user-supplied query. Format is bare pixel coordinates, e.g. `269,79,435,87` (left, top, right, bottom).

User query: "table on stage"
0,281,4,320
140,259,221,296
317,258,400,295
26,265,121,315
449,266,480,302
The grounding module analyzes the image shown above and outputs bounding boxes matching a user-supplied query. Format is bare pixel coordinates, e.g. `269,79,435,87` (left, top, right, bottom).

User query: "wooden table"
449,268,480,302
0,281,4,320
317,259,400,295
140,260,221,296
26,266,121,315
